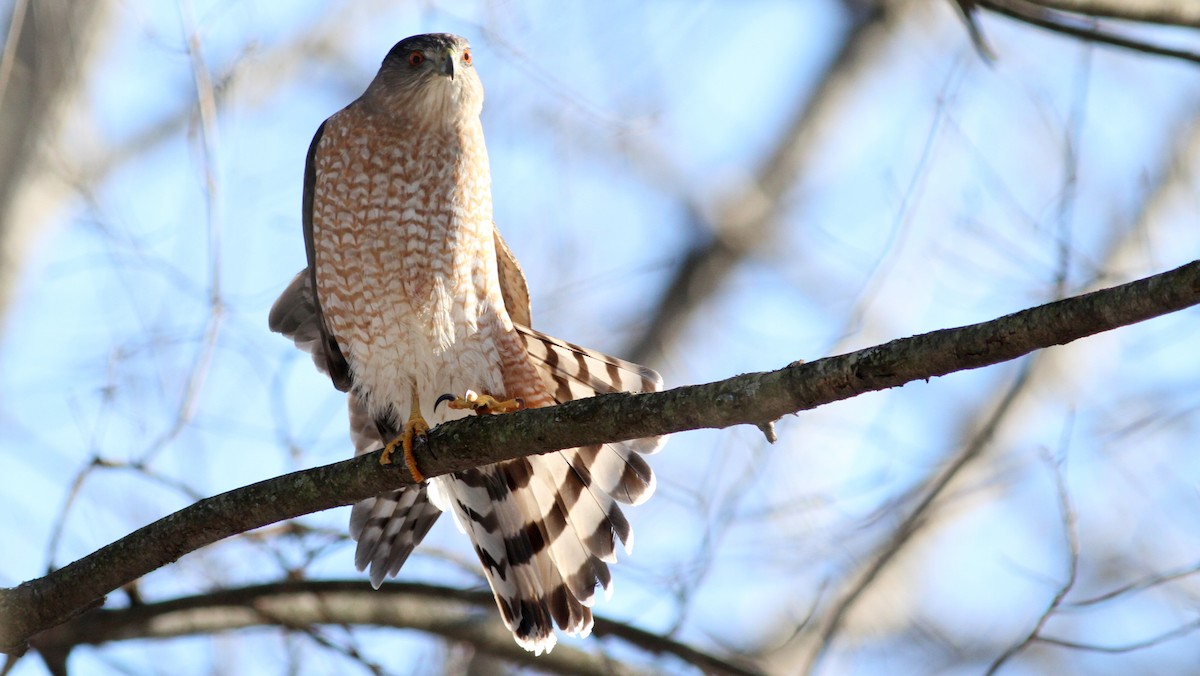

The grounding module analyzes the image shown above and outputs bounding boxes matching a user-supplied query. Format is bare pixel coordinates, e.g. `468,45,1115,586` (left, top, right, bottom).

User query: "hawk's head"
369,33,483,124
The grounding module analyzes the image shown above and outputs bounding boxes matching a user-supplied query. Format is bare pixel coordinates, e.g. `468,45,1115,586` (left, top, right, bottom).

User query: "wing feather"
494,227,531,327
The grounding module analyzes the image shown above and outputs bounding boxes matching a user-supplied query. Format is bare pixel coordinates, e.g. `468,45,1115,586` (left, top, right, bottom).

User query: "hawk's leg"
436,389,524,415
380,382,430,482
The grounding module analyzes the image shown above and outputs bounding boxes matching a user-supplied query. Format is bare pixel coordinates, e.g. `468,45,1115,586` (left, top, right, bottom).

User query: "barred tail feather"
346,393,442,587
517,324,667,457
333,325,666,653
516,324,663,397
429,467,577,655
350,487,442,587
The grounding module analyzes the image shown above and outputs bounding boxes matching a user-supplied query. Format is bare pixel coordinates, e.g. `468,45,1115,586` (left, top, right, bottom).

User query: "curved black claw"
434,393,458,411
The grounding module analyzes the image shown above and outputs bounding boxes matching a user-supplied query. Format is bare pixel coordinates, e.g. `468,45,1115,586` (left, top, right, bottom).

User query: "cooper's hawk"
269,33,665,654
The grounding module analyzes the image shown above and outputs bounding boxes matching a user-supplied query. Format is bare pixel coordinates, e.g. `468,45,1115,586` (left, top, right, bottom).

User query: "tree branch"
978,0,1200,64
28,581,756,676
1022,0,1200,27
2,259,1197,656
624,0,892,363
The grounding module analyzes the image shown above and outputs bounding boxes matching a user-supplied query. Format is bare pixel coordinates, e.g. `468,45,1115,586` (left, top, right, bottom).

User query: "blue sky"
3,1,1200,674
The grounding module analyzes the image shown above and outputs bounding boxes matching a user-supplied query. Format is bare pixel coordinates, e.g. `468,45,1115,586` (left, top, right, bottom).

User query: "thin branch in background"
1067,560,1200,608
44,456,205,570
799,358,1037,673
655,433,776,637
269,617,388,676
978,0,1200,65
1052,46,1092,298
179,0,223,303
0,0,30,111
1036,617,1200,654
837,56,962,339
42,457,104,573
950,0,999,61
624,0,891,364
984,417,1081,674
1022,0,1200,28
138,0,227,467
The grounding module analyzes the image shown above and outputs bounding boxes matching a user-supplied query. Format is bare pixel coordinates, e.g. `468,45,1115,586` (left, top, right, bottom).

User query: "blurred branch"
1023,0,1200,27
984,440,1081,674
1035,619,1200,654
797,357,1038,673
2,259,1199,657
131,1,229,468
625,0,893,364
783,95,1200,671
30,581,752,676
0,0,109,331
1068,559,1200,607
976,0,1200,64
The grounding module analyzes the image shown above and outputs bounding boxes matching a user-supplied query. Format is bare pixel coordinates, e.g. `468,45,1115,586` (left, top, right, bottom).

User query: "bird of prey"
269,33,665,654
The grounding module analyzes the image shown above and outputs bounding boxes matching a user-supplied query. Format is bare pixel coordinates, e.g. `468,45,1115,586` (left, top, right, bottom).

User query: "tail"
428,325,665,652
346,394,442,586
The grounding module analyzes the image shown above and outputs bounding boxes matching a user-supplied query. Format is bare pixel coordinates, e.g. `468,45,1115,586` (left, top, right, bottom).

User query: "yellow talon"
437,389,524,415
381,383,430,482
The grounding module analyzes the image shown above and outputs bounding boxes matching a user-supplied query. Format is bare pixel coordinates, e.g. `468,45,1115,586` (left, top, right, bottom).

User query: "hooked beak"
438,51,455,80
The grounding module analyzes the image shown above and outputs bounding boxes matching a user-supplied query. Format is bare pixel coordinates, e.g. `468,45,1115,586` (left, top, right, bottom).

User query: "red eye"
462,49,472,65
408,51,425,67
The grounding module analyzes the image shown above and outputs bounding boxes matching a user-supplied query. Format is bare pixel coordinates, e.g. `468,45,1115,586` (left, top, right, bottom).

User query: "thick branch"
30,581,754,676
2,260,1197,655
30,581,748,676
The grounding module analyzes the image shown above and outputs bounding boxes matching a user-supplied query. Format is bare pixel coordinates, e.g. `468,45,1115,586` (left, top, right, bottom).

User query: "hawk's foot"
435,389,524,415
380,413,430,483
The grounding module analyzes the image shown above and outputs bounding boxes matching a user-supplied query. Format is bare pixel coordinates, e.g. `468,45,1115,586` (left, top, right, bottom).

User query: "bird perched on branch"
269,33,665,654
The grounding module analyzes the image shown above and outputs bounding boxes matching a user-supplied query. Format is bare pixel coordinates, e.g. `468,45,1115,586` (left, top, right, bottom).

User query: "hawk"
268,33,665,654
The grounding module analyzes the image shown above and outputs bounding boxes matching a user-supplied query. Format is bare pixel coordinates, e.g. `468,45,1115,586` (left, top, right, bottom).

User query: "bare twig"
984,426,1080,674
978,0,1200,64
1023,0,1200,27
1037,618,1200,654
800,357,1037,673
1068,561,1200,608
625,0,891,363
135,1,227,466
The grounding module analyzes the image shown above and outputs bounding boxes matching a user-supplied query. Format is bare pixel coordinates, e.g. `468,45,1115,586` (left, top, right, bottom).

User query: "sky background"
3,1,1200,674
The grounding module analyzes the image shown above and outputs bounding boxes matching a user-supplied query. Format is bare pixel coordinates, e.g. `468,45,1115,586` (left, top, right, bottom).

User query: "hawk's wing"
494,226,531,326
277,119,351,391
267,270,326,375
